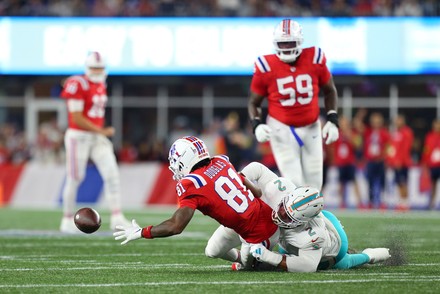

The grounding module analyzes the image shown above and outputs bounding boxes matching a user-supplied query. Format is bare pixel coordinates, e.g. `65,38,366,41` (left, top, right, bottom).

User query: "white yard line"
1,278,440,288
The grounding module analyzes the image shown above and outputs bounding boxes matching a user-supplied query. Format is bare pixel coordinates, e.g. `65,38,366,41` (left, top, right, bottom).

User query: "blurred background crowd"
1,1,440,210
0,0,439,17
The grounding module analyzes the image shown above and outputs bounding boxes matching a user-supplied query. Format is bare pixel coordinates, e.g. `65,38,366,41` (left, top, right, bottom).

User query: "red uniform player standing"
248,19,339,190
60,51,130,233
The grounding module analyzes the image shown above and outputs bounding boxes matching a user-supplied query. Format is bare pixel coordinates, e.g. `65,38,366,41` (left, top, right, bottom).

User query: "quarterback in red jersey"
114,136,279,267
248,19,339,190
60,51,130,233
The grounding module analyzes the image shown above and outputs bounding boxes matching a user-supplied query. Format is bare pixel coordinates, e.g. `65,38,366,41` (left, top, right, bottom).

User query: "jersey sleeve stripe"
313,47,323,64
215,155,230,162
184,174,207,188
256,56,271,73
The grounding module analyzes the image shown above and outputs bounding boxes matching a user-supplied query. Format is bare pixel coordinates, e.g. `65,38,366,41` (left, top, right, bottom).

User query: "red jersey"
334,133,356,166
61,75,107,130
250,47,332,127
422,132,440,167
363,128,390,161
386,126,413,168
176,155,278,244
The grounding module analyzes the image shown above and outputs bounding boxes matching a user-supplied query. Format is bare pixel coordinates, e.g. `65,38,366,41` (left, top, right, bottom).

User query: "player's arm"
113,206,195,245
321,75,340,144
70,111,114,137
251,244,322,273
241,175,262,198
248,91,265,125
241,162,278,188
321,75,338,115
149,206,195,237
278,249,323,272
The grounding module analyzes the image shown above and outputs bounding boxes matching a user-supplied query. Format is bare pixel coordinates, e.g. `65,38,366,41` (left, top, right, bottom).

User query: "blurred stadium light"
0,17,439,75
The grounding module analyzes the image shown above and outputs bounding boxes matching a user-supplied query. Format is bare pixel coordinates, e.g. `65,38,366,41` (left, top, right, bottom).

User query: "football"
74,207,101,234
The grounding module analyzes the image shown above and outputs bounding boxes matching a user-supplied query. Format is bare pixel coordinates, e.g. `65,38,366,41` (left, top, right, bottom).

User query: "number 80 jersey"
61,75,107,130
250,47,331,127
176,156,278,244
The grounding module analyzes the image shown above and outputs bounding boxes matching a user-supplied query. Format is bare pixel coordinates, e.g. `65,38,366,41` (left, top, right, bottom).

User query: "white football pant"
62,129,122,217
267,115,323,190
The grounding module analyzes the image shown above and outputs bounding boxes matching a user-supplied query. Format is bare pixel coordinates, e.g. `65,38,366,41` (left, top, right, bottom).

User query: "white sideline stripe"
1,253,203,259
0,230,209,238
0,264,230,272
2,279,440,288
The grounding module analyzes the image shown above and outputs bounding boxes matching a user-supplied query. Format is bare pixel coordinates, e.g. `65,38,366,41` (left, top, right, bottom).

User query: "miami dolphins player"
236,162,391,272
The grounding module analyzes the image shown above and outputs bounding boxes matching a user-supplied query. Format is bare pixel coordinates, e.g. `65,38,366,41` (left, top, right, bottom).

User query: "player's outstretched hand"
250,244,283,266
113,219,142,245
322,121,339,145
255,124,272,143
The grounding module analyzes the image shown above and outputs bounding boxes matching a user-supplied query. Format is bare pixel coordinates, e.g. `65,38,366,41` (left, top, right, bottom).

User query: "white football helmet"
272,186,323,229
273,19,304,63
168,136,210,181
85,51,107,83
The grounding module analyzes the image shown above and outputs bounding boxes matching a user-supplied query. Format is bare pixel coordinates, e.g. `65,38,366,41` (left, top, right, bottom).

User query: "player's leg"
351,164,364,209
338,166,348,208
267,116,304,186
365,162,375,208
205,225,242,262
320,210,369,269
396,168,409,210
90,134,130,229
61,130,91,233
298,120,323,190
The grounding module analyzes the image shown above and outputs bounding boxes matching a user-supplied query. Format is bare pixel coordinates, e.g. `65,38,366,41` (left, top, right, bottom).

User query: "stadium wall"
0,162,433,210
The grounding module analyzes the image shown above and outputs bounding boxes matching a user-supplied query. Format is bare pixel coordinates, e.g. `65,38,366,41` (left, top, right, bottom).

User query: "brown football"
74,207,101,234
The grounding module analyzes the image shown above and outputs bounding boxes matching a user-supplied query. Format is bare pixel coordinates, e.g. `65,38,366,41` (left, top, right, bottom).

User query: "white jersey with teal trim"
279,212,340,258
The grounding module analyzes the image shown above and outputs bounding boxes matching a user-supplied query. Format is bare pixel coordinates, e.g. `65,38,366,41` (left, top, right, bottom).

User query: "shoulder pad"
255,55,272,73
214,155,230,162
65,75,90,91
182,174,207,189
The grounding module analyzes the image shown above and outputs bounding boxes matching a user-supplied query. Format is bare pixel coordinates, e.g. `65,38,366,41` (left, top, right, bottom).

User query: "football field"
1,208,439,293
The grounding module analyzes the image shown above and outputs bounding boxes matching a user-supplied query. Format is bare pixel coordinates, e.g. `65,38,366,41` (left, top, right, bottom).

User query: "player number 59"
277,74,313,106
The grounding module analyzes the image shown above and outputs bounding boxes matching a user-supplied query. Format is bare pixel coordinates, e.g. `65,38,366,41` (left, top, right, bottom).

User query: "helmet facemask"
272,186,324,228
273,19,304,63
272,200,306,229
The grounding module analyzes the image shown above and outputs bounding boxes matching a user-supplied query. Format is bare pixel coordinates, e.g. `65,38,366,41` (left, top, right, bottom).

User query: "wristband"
326,111,339,128
141,225,154,239
250,118,262,133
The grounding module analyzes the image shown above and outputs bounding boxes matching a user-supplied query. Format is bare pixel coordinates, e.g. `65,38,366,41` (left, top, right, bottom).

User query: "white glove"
255,124,272,143
322,121,339,145
113,219,142,245
250,244,283,266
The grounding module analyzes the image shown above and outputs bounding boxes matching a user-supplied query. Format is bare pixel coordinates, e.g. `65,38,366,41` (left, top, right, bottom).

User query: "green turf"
1,208,439,293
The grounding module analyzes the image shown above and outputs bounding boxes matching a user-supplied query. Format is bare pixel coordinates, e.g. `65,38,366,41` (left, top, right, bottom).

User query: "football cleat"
60,216,82,234
362,248,391,264
110,213,131,231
